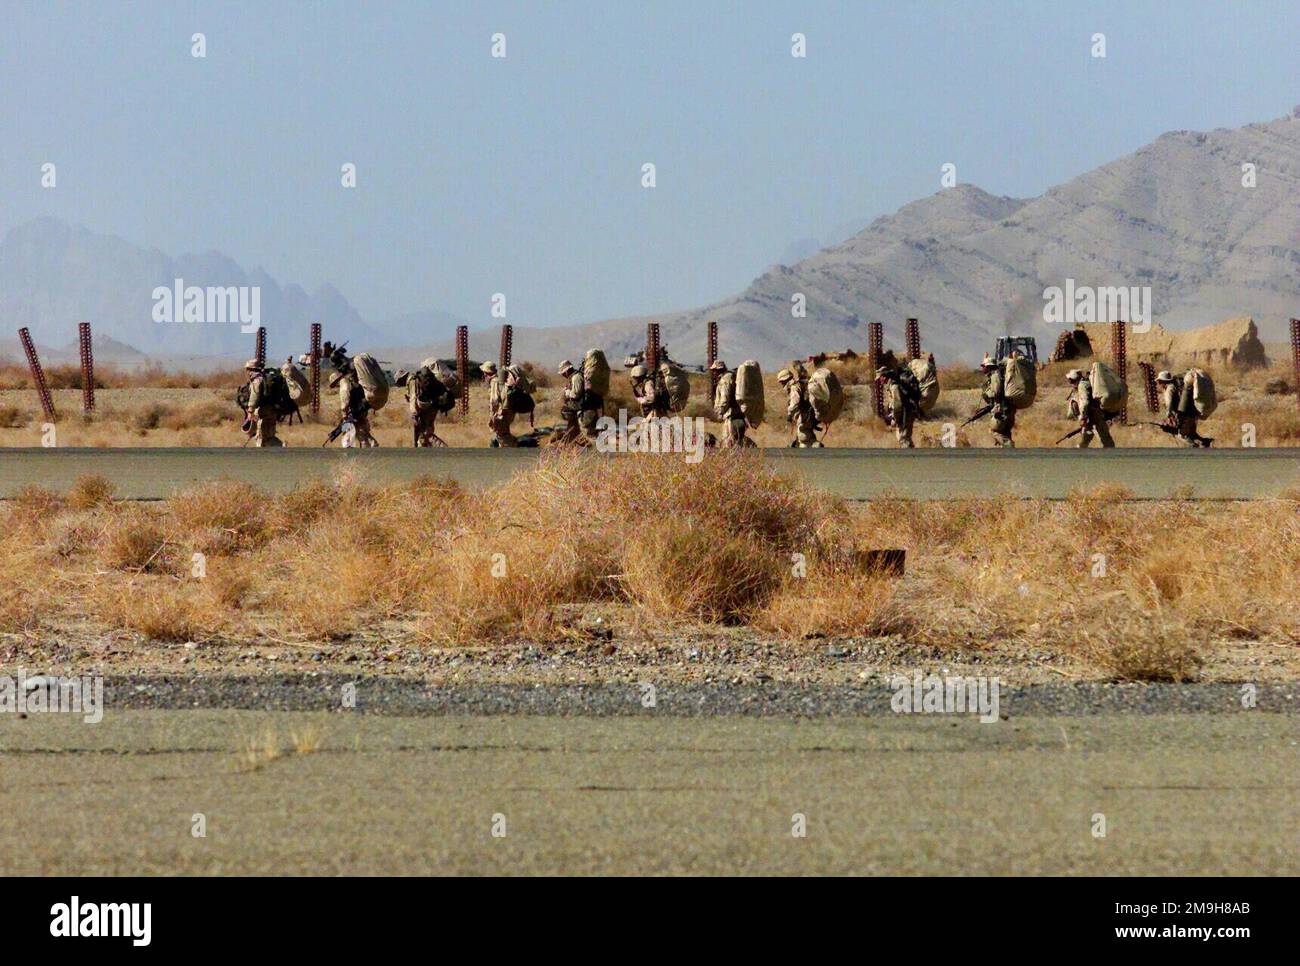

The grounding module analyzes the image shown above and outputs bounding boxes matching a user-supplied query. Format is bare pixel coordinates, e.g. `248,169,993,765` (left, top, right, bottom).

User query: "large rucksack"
659,361,691,413
1184,368,1216,419
807,368,844,425
412,366,454,413
281,361,311,402
907,356,940,415
735,360,765,428
417,357,460,396
1003,354,1037,410
583,349,611,399
1089,361,1127,417
260,368,298,421
504,364,535,416
352,352,389,411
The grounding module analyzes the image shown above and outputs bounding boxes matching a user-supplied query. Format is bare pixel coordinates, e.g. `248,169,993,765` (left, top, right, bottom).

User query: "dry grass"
2,455,1297,680
237,721,326,771
67,474,116,509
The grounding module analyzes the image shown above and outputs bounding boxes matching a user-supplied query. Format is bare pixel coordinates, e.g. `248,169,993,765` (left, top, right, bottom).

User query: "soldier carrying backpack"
239,359,293,447
329,357,377,448
1065,367,1116,448
877,362,922,448
1154,370,1213,448
396,362,455,447
778,364,822,447
711,359,754,448
977,354,1015,448
555,358,602,446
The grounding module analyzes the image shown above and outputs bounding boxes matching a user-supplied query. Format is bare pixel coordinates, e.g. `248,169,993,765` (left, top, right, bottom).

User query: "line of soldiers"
240,347,1213,451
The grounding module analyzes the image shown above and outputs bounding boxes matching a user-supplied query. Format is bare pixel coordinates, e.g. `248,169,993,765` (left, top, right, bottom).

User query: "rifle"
1139,421,1214,447
961,404,994,429
1054,413,1119,445
323,419,351,446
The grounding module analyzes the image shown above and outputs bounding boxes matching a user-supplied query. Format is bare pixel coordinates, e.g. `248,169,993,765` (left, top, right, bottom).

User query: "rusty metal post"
868,322,884,419
18,327,56,421
499,324,512,370
706,321,718,392
1137,361,1159,413
78,321,95,414
905,318,920,361
254,326,266,369
645,322,660,373
1111,320,1128,425
309,323,322,416
1291,319,1300,410
456,324,470,416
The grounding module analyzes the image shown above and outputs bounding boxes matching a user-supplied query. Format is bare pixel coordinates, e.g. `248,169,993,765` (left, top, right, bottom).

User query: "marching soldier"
1156,370,1211,448
330,366,376,447
629,364,669,419
404,363,450,447
711,359,750,447
555,359,595,446
877,363,920,448
778,367,821,447
979,354,1015,448
242,360,283,447
1066,368,1115,448
480,361,517,447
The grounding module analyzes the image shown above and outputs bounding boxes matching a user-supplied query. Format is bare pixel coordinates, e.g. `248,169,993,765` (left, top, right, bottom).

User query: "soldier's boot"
354,419,377,447
896,421,915,449
1097,420,1116,448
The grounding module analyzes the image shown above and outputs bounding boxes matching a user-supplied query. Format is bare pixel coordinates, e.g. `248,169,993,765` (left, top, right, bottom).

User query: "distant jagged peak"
831,183,1028,256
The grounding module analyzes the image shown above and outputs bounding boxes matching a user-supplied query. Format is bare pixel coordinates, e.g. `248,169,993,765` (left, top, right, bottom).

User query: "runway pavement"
2,447,1299,499
2,709,1296,875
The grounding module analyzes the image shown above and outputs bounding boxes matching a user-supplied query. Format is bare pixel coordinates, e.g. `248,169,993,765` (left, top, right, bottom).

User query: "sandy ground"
2,709,1297,875
3,447,1300,499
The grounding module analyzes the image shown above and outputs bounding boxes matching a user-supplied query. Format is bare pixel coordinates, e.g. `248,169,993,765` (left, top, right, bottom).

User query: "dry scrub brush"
2,462,1298,681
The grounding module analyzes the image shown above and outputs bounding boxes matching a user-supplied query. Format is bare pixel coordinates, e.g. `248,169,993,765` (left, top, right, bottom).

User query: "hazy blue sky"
3,0,1298,330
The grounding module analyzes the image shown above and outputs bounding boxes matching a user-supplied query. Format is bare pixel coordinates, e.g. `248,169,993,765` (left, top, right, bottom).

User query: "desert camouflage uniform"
1159,374,1207,447
338,372,377,447
406,367,442,447
981,366,1015,448
554,363,593,446
712,367,749,448
1069,375,1115,448
782,372,821,447
483,364,517,447
880,367,919,448
244,364,283,447
631,366,669,419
